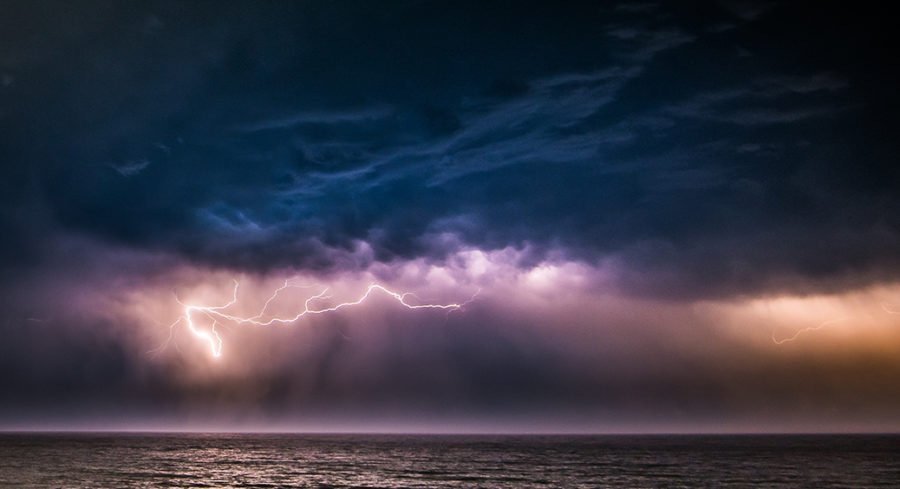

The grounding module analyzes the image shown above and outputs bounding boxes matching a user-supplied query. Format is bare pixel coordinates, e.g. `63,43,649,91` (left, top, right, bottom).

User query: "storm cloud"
1,1,899,431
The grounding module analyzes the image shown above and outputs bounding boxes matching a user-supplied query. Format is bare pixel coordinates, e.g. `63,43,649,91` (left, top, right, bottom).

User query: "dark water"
1,434,898,488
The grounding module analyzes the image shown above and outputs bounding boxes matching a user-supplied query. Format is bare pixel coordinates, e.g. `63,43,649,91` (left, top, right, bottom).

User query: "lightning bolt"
770,299,900,345
152,279,479,358
771,317,850,345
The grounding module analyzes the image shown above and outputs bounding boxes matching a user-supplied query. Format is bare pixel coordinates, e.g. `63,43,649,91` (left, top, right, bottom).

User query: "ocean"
0,434,898,488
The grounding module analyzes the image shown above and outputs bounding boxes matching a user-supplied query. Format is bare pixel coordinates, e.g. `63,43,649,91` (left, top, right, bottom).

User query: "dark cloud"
1,1,897,295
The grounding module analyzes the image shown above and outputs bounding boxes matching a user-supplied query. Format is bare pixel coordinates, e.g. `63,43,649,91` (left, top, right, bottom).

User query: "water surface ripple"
1,434,898,488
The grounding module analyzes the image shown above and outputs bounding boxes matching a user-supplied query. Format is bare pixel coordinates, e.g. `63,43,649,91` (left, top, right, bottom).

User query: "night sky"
2,1,899,433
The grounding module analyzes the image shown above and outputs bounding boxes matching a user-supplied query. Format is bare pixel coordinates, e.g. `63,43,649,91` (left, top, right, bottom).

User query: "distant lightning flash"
767,299,900,345
771,317,850,345
152,280,478,358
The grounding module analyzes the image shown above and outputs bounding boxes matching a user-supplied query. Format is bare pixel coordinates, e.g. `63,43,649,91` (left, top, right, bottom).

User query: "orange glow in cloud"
108,247,900,378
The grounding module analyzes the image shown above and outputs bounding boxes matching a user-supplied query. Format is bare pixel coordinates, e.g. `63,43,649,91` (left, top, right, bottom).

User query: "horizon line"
2,428,899,436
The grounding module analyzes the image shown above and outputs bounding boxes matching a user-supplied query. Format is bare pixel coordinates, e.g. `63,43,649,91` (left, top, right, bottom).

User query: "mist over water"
1,434,898,488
